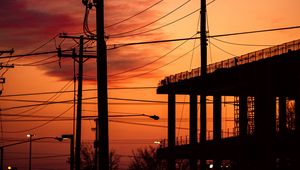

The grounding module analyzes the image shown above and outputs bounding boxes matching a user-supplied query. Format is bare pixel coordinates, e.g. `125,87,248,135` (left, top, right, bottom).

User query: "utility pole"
0,147,3,170
58,35,96,170
95,0,109,169
200,0,207,169
0,49,15,95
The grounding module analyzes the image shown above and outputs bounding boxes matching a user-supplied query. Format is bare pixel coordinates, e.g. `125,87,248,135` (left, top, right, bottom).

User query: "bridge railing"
159,129,237,148
158,39,300,86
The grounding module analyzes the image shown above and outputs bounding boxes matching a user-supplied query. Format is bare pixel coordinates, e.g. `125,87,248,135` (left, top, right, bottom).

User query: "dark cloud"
0,0,80,49
2,0,171,86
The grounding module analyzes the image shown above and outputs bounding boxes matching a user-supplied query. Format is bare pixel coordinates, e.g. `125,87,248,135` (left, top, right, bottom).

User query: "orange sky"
1,0,300,169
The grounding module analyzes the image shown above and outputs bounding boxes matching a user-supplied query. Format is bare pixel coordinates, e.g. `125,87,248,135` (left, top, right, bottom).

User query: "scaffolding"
233,96,255,135
247,96,255,134
233,96,239,135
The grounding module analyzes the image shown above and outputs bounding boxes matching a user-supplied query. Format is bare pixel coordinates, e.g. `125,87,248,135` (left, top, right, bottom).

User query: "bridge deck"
157,49,300,96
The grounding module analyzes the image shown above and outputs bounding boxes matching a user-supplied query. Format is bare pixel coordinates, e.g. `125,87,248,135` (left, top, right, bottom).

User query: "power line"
109,33,198,77
105,0,164,29
211,37,274,47
10,34,59,62
111,43,200,81
0,50,72,59
0,87,156,97
109,0,191,37
108,0,217,38
109,8,200,38
209,41,237,57
107,25,300,49
2,105,73,133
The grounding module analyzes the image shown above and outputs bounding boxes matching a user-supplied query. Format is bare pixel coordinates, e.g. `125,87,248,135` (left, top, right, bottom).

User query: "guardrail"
159,129,237,148
158,39,300,86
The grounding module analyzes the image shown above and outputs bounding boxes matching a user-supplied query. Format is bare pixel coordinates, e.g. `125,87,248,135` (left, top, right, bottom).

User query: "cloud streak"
2,0,172,86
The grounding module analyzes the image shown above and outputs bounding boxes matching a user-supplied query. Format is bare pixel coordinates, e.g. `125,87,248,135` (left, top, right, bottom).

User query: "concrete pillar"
190,94,198,170
295,96,300,135
200,95,207,170
213,95,222,170
168,93,176,170
239,96,248,137
254,95,276,170
278,97,287,170
213,95,222,141
279,97,287,136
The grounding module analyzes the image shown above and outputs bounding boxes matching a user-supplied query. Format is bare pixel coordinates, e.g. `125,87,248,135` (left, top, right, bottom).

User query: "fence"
159,39,300,86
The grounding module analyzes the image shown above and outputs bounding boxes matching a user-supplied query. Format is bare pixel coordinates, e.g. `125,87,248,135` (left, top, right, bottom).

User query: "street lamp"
1,135,69,170
26,134,34,170
56,134,74,170
83,113,160,169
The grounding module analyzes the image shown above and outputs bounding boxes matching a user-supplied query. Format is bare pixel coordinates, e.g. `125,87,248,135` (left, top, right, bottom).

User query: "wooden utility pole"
200,0,207,169
0,49,15,95
95,0,109,169
58,35,96,170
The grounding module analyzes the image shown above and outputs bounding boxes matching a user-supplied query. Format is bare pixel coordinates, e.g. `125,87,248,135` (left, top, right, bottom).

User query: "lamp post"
1,135,69,169
57,134,74,170
26,134,34,170
83,113,160,169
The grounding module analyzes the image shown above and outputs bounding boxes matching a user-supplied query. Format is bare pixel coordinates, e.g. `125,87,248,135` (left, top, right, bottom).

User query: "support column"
213,95,222,141
278,97,287,170
239,96,248,137
254,95,276,170
200,95,207,170
237,96,248,170
295,96,300,135
279,97,287,136
190,94,198,170
213,95,222,170
294,96,300,169
168,93,176,170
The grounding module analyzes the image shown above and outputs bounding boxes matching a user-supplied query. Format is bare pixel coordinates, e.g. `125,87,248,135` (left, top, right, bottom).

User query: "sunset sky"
1,0,300,169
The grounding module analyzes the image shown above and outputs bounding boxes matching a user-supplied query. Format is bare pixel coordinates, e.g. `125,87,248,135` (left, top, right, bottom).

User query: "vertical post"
190,94,198,144
190,94,198,170
1,147,3,170
213,95,221,170
96,0,109,169
75,36,84,170
70,136,75,170
254,95,276,170
200,0,207,168
295,96,300,135
213,95,222,141
94,118,99,170
239,96,248,137
279,97,287,136
29,136,32,170
168,93,176,170
278,97,287,170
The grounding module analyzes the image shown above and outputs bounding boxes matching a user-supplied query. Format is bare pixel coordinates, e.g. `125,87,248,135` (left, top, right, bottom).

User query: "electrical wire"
209,41,238,57
177,13,200,137
109,8,200,38
0,87,156,97
108,0,217,38
109,33,197,77
111,43,200,81
105,0,164,29
107,25,300,49
211,37,274,47
9,34,59,62
14,55,57,66
5,79,73,119
108,0,192,37
2,105,73,133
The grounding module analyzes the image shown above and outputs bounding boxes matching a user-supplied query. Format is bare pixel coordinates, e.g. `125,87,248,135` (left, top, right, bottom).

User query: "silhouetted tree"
72,144,120,170
128,146,160,170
